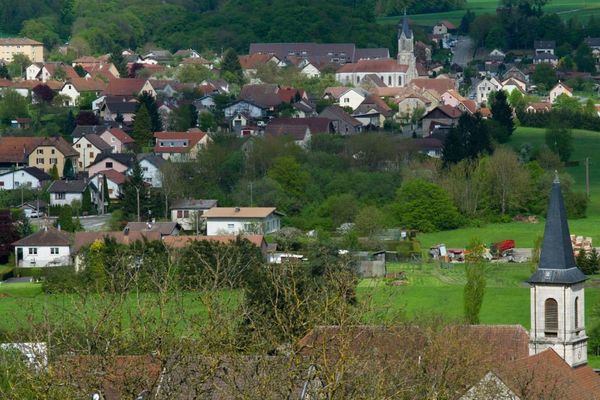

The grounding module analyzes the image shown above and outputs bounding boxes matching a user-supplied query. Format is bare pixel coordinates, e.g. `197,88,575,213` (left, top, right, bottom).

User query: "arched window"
388,76,392,86
575,297,579,330
545,298,558,337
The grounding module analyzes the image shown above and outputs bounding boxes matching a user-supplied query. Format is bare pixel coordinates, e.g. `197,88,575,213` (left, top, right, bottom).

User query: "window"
36,158,44,164
105,162,113,168
183,210,189,218
545,298,559,337
76,144,81,148
575,297,579,330
51,248,59,255
388,76,392,85
227,223,234,230
79,162,83,168
111,137,115,142
55,193,66,200
142,167,148,172
51,149,55,154
28,248,37,255
0,182,3,187
87,144,92,148
89,152,94,159
49,158,57,164
177,210,183,218
37,149,43,154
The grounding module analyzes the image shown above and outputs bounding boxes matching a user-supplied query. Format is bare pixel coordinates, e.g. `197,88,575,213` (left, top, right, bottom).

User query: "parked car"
28,210,42,218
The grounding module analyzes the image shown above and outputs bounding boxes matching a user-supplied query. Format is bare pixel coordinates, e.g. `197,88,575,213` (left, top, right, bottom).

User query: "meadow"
419,127,600,249
377,0,600,26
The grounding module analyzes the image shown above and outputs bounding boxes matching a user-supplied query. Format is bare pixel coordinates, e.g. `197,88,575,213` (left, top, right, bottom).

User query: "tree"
0,89,29,123
102,174,111,209
464,238,486,324
63,110,76,136
109,49,128,78
137,92,162,132
483,147,530,214
532,63,557,91
62,158,75,179
545,124,573,162
0,210,19,264
354,206,385,237
81,186,92,214
7,54,31,79
172,104,197,131
32,84,55,103
54,206,82,232
120,159,147,220
199,111,216,132
490,90,514,142
394,180,462,232
508,89,525,110
221,48,243,84
132,104,153,148
442,113,493,166
0,64,10,80
575,43,595,73
49,164,59,180
76,111,98,125
459,10,476,34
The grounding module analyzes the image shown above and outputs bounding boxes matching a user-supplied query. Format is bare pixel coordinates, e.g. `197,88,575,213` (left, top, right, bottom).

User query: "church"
335,13,418,88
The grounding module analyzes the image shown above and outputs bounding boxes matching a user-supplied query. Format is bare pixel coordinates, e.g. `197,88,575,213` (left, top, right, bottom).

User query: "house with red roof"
99,127,135,153
153,130,210,161
90,169,128,200
239,53,281,77
550,81,573,103
102,78,156,98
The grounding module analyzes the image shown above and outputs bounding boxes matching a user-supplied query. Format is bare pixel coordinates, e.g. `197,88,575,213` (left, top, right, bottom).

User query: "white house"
0,167,50,190
475,77,502,105
12,227,71,267
135,154,165,188
299,61,321,78
90,170,127,200
324,87,367,111
170,199,218,231
204,207,282,236
47,180,98,208
550,82,573,103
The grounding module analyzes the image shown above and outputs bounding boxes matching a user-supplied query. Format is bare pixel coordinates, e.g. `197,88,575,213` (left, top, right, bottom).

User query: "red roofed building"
153,130,210,161
90,169,128,200
99,127,135,153
102,78,155,98
239,53,281,76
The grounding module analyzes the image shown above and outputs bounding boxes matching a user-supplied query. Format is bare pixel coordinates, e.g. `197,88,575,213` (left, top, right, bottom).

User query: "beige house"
28,137,78,176
73,134,112,171
0,38,44,63
550,82,573,103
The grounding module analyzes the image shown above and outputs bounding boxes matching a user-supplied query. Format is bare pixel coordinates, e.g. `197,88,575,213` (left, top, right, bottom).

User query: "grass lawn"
417,127,600,249
359,262,600,366
377,0,600,26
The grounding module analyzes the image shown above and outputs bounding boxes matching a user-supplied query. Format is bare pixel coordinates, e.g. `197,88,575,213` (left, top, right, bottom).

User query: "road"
32,214,111,232
451,36,473,67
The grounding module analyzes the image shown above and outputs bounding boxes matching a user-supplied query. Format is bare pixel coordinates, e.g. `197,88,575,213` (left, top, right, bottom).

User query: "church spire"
400,9,412,39
528,175,586,284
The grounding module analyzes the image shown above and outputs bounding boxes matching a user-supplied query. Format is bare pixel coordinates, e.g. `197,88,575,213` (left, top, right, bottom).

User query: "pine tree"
132,104,153,148
102,174,111,209
82,186,92,214
221,48,243,84
490,90,514,143
137,92,162,132
589,248,600,275
120,159,146,220
63,110,76,137
576,248,590,274
109,48,128,78
50,164,59,180
62,158,75,179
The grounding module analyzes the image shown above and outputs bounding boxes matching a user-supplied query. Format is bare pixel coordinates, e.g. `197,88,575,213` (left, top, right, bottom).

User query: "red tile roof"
239,53,278,69
95,169,128,185
102,78,147,96
0,137,42,163
0,38,42,46
410,78,457,95
153,131,207,153
107,127,134,144
163,234,266,249
337,59,408,73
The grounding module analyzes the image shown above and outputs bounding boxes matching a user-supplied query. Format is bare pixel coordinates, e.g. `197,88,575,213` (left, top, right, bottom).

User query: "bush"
42,266,80,293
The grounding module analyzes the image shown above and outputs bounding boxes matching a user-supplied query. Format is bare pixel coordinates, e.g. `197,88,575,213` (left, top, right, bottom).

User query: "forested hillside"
0,0,400,55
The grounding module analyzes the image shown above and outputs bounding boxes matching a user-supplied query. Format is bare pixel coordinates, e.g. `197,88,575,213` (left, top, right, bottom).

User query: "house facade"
88,153,134,176
28,137,79,176
13,228,71,268
136,154,164,188
0,38,44,63
475,78,502,105
73,134,112,171
153,131,210,161
550,82,573,103
0,167,50,190
99,128,135,153
170,199,218,231
47,180,98,207
204,207,282,235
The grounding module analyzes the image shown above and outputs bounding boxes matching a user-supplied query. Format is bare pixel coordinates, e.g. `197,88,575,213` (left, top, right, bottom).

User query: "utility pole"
136,186,140,222
586,157,590,198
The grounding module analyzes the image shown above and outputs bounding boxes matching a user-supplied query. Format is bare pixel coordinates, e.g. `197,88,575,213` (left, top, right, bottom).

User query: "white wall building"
204,207,282,236
0,167,50,190
170,199,218,231
12,227,71,267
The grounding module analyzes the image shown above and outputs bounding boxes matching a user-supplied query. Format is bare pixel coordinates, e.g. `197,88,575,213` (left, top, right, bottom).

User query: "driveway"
452,36,473,67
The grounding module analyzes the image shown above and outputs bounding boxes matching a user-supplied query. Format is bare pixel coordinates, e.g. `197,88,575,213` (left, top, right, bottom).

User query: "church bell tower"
397,10,417,83
528,174,588,367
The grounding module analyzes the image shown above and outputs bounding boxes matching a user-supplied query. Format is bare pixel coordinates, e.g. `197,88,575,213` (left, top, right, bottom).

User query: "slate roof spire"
400,9,412,39
528,173,586,284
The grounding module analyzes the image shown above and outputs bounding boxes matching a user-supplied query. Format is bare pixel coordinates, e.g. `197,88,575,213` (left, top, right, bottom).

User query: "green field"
378,0,600,26
418,127,600,249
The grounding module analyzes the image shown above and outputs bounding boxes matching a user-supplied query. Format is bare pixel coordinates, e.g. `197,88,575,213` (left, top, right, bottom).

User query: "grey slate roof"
78,134,112,152
23,167,51,181
137,153,165,168
534,40,556,49
91,153,135,168
71,123,120,139
400,13,412,39
170,199,218,210
125,222,180,236
12,227,71,246
528,178,587,285
47,179,91,193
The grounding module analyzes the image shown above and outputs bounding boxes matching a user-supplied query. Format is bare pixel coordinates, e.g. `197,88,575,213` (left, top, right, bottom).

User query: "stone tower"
528,175,588,367
397,11,417,83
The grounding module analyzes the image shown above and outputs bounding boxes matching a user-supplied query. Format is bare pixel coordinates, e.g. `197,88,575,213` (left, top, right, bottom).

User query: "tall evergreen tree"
63,110,76,137
490,90,514,143
50,164,59,180
120,159,147,220
109,48,128,78
221,48,243,84
137,92,162,132
62,158,75,179
82,186,92,214
0,63,10,80
102,174,111,209
132,104,153,148
442,113,492,166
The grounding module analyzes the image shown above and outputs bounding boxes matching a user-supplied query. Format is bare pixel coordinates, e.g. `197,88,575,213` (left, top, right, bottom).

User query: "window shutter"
545,298,558,335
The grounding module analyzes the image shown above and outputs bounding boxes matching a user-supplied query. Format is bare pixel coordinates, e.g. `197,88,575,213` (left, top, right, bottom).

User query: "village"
2,5,600,398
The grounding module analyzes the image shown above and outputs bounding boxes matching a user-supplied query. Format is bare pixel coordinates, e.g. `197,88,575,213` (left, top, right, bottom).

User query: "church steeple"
528,175,588,367
399,9,412,39
397,9,416,83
